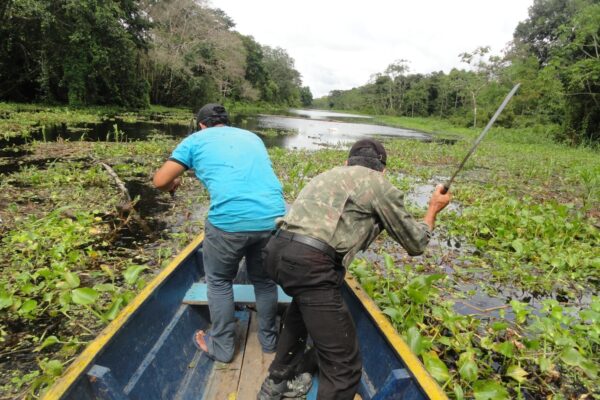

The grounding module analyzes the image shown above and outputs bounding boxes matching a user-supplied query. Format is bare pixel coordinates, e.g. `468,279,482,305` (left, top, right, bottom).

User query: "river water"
3,109,429,151
234,109,429,150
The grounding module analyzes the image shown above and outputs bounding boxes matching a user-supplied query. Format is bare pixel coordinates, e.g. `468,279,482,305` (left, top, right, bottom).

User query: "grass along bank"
0,103,193,141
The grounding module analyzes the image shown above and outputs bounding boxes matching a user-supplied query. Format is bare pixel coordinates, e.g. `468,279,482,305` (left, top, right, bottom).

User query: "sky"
209,0,534,98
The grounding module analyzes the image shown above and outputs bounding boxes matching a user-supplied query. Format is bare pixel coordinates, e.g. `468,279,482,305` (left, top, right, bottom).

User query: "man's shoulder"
180,130,205,144
209,126,262,142
209,125,255,135
319,165,385,184
300,166,387,197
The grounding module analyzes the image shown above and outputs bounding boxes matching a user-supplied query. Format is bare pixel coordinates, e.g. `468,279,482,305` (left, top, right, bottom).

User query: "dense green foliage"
1,0,599,395
267,121,600,399
2,0,598,143
352,261,599,399
0,104,598,397
0,0,150,107
0,130,201,397
0,0,310,109
314,0,600,145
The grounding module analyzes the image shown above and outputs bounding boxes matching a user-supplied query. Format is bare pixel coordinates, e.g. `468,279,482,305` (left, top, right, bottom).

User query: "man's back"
170,126,285,232
154,103,285,364
282,165,431,265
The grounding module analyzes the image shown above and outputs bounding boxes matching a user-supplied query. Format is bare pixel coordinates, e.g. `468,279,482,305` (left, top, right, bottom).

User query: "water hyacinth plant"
0,103,598,398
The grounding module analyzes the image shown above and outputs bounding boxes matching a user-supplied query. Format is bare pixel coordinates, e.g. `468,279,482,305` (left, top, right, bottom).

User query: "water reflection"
5,109,429,152
235,112,429,150
288,109,372,120
45,120,191,142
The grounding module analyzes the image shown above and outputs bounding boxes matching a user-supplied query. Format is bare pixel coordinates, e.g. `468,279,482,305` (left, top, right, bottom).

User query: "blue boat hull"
44,235,446,400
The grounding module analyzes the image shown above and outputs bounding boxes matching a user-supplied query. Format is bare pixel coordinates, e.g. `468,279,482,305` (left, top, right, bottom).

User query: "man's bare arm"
153,160,186,192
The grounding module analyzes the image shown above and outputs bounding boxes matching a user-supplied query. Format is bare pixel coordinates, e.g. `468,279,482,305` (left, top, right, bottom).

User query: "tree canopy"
314,0,600,145
1,0,597,144
0,0,310,108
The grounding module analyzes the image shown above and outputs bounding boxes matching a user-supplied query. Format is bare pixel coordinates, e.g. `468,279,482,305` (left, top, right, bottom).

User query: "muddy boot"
256,372,312,400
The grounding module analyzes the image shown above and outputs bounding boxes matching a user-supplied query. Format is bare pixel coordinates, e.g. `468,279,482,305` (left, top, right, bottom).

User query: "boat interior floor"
202,309,275,400
200,309,361,400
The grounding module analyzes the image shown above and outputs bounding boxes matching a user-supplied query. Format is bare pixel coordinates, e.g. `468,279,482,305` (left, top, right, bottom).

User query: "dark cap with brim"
348,139,387,165
196,103,228,126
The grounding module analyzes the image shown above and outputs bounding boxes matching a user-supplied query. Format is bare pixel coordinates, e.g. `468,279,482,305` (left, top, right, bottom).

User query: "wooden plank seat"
183,283,292,305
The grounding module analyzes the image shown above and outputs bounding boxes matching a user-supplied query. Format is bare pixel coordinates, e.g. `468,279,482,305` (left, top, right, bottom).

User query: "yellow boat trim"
43,233,205,400
344,274,448,400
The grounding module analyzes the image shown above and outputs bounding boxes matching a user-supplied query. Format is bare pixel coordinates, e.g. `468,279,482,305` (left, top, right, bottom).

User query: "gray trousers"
202,220,278,362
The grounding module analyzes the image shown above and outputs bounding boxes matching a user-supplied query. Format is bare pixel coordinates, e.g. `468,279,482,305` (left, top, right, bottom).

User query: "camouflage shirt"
280,166,432,267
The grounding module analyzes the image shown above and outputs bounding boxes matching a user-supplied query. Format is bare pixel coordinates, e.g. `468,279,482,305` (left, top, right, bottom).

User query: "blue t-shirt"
170,126,285,232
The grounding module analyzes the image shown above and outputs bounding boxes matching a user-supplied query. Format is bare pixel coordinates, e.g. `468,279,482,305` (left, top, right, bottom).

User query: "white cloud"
209,0,533,97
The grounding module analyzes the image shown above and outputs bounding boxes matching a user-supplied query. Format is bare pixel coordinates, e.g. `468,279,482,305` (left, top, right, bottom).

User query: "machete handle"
441,183,450,195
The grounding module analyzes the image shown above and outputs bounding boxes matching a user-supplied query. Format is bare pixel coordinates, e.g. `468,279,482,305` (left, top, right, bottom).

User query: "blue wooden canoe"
44,234,447,400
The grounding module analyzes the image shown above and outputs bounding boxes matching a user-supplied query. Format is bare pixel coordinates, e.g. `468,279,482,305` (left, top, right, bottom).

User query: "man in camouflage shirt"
257,139,451,400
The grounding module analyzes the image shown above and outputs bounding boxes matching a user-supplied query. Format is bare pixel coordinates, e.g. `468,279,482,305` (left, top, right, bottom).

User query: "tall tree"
403,74,430,117
458,46,497,128
141,1,303,107
0,0,46,101
551,1,600,143
242,35,268,101
512,0,600,143
299,86,313,107
514,0,578,65
0,0,150,106
262,46,302,105
140,0,247,107
386,59,410,113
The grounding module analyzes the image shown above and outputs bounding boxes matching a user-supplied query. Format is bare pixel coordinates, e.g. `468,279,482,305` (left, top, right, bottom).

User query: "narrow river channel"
234,109,430,150
0,109,430,151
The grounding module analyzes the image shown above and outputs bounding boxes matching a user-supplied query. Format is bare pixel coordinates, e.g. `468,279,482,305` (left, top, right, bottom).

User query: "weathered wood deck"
202,311,275,400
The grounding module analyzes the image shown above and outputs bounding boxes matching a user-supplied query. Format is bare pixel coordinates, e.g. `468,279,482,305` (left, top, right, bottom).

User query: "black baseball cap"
196,103,229,126
348,139,387,165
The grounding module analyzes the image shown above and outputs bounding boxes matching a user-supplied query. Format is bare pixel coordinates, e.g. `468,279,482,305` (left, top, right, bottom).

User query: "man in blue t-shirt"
153,103,286,363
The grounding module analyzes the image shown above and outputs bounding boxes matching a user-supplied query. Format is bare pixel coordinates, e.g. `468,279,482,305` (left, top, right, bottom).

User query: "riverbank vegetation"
1,0,599,398
0,0,312,110
0,104,598,398
313,0,600,147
